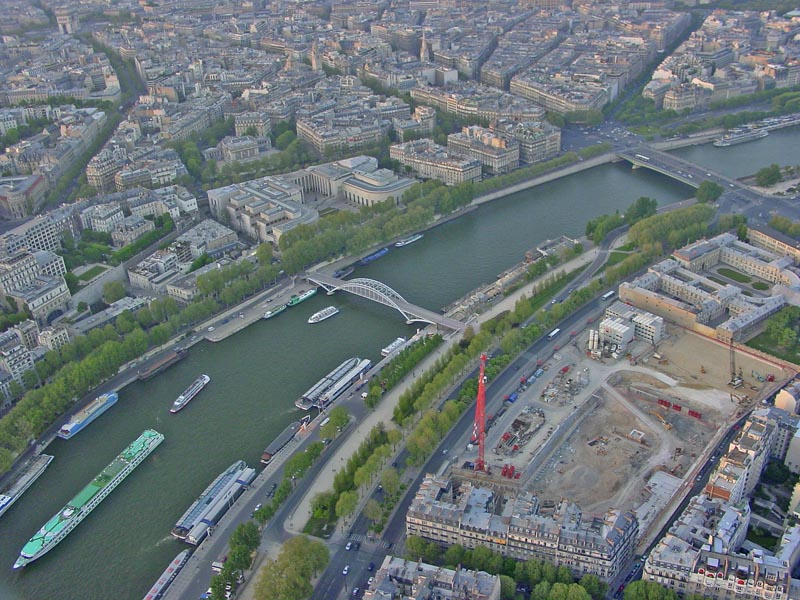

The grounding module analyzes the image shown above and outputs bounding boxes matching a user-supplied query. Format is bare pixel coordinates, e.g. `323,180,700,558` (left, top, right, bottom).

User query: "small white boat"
308,306,339,324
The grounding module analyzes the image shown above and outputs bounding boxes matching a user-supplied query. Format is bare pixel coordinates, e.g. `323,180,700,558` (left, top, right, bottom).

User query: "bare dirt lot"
477,325,786,517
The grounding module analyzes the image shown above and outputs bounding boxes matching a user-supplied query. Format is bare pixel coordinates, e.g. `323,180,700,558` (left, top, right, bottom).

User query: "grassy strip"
717,267,752,283
77,265,108,281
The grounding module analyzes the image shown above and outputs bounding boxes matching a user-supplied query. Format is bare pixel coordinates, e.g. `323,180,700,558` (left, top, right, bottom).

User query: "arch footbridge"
305,273,464,331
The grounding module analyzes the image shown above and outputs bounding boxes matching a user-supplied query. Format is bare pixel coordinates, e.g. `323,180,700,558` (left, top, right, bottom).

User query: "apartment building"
111,216,156,248
80,203,125,233
619,257,785,343
37,326,70,352
644,493,791,600
674,233,799,286
407,475,638,582
364,556,500,600
0,329,34,385
705,417,774,504
234,112,271,137
171,219,238,261
127,250,179,291
390,139,482,186
447,126,519,175
490,121,561,164
0,211,75,255
6,275,70,327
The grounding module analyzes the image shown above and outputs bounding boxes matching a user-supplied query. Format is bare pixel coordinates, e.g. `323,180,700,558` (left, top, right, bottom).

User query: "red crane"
474,353,487,472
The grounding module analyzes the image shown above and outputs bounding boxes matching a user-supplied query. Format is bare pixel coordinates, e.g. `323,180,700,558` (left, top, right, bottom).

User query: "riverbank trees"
253,536,329,600
0,254,281,475
278,152,584,274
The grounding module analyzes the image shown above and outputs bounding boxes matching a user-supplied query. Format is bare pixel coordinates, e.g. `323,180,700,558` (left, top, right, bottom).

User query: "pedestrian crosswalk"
347,533,391,549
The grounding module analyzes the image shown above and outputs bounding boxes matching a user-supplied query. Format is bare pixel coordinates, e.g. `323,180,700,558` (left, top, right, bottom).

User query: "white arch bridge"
305,273,465,331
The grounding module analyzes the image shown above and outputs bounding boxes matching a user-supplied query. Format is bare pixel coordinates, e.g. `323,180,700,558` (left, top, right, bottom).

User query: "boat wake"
155,535,176,546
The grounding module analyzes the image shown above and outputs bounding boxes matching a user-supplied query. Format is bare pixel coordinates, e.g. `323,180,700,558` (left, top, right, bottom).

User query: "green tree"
363,498,382,524
311,491,337,520
22,369,39,390
64,272,80,294
443,544,467,567
625,197,658,224
102,280,126,304
756,164,782,187
335,490,358,520
500,575,517,599
623,580,678,600
256,243,273,265
275,131,296,150
579,574,607,600
695,180,724,203
380,468,400,496
227,544,253,573
230,521,261,551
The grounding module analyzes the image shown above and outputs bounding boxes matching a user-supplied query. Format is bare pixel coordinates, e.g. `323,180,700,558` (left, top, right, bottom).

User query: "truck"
504,392,519,403
533,368,544,378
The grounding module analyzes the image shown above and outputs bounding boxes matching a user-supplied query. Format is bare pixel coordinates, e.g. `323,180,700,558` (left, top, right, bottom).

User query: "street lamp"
343,572,349,594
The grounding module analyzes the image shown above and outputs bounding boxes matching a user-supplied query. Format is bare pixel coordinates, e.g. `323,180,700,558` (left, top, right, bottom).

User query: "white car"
343,565,350,575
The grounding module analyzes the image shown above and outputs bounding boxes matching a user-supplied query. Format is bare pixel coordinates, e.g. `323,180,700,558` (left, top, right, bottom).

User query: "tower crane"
474,354,487,472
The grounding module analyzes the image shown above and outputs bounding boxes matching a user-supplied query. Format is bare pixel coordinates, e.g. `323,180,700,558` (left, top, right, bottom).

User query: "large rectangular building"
407,475,638,582
390,139,482,186
207,176,316,243
447,126,519,175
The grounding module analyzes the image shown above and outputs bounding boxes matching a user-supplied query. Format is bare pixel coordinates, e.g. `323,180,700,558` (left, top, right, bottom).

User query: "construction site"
452,320,793,535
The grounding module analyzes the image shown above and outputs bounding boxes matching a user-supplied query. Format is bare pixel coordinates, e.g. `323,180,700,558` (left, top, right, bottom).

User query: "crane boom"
475,353,487,472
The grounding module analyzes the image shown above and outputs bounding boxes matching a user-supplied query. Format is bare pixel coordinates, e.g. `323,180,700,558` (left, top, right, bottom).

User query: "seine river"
0,127,797,600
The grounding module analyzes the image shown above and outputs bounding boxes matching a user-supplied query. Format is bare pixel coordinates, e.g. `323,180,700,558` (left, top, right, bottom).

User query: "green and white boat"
286,288,317,307
263,304,287,319
13,429,164,569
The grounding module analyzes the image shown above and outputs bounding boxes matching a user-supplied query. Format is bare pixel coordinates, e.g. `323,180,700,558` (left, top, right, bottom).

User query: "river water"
0,130,796,600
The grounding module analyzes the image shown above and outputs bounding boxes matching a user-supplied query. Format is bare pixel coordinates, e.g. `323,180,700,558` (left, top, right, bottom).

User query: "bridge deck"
306,273,464,331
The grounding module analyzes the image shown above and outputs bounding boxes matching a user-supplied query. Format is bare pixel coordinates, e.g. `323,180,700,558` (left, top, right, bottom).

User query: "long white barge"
171,460,256,545
295,357,372,410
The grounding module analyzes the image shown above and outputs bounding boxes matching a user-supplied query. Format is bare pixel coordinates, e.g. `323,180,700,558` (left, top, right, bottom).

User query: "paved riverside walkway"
234,246,602,600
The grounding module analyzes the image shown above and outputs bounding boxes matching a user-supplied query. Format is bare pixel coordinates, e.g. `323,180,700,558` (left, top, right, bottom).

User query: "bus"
211,553,228,573
601,290,616,301
634,153,650,161
547,328,561,340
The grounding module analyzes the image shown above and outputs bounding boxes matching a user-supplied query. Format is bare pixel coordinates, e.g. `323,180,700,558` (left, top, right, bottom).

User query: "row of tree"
627,204,715,249
209,521,261,599
363,335,443,409
404,536,607,600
